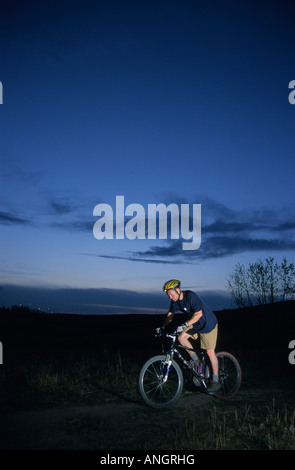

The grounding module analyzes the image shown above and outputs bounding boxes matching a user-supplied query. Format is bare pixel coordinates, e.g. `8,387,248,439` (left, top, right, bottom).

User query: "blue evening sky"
1,0,295,314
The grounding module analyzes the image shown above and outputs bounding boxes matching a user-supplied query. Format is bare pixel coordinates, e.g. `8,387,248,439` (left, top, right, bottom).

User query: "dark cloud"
50,198,77,215
0,284,232,313
197,234,295,259
95,253,190,265
45,194,94,231
0,211,31,225
0,284,168,314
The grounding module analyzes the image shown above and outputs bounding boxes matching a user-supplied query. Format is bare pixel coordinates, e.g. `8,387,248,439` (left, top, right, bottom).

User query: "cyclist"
160,279,220,392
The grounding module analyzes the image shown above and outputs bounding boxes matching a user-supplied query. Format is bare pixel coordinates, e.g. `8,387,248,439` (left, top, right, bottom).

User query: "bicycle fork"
161,354,174,383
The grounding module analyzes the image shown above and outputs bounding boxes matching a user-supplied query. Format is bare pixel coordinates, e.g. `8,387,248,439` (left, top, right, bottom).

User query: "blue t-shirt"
169,290,217,333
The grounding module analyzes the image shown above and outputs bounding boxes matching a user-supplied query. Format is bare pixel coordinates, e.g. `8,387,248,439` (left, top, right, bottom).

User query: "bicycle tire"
206,351,242,399
138,355,183,408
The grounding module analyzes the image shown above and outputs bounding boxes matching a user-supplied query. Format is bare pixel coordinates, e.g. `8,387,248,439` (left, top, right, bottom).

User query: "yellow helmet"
163,279,181,292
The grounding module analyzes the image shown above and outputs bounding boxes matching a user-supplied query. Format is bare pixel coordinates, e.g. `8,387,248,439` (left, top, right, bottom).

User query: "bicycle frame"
160,331,208,390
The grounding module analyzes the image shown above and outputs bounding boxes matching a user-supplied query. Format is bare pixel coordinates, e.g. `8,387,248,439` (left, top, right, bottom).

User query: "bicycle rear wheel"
206,351,242,399
138,355,183,408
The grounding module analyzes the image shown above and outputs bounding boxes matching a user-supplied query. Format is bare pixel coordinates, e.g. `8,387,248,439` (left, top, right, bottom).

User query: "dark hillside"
215,300,295,351
0,308,163,366
1,300,294,362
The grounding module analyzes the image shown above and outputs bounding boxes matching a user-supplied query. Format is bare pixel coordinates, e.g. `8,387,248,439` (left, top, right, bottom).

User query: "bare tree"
226,257,295,307
279,257,295,301
226,262,252,308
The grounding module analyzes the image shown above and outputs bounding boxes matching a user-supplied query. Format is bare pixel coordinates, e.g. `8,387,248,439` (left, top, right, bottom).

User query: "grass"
174,399,295,450
0,349,140,411
1,347,295,450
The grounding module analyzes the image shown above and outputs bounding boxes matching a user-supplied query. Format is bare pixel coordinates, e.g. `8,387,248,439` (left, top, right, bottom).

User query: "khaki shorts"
184,324,218,350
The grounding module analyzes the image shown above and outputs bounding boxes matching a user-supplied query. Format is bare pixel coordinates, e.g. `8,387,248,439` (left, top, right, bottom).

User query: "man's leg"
178,330,200,376
206,349,219,375
178,331,196,356
200,325,220,391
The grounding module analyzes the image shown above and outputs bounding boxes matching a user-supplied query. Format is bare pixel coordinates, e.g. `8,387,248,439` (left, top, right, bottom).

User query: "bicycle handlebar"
155,329,178,339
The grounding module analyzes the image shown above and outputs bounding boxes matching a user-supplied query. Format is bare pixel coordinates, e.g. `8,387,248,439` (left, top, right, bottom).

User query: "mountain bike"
138,329,242,408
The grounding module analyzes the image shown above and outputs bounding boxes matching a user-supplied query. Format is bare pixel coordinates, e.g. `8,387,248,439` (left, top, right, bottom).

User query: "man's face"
166,288,180,301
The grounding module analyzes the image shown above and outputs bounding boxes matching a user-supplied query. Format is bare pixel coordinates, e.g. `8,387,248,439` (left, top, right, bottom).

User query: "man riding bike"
160,279,220,392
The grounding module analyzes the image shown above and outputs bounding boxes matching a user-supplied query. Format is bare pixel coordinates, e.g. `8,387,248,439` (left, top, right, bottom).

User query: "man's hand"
155,327,164,336
176,322,189,333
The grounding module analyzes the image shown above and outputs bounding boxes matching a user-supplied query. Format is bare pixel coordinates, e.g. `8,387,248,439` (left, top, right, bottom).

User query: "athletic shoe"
206,380,221,392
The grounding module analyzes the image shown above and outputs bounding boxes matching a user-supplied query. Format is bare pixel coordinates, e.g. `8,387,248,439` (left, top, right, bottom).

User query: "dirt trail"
1,386,292,450
0,391,211,450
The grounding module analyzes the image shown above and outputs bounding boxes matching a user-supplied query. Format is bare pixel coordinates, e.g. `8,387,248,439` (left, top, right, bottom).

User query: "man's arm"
162,311,174,328
176,310,203,333
187,309,203,326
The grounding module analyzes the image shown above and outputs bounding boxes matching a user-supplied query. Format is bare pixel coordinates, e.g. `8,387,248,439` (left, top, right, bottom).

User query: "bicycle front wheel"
207,351,242,399
138,355,183,408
